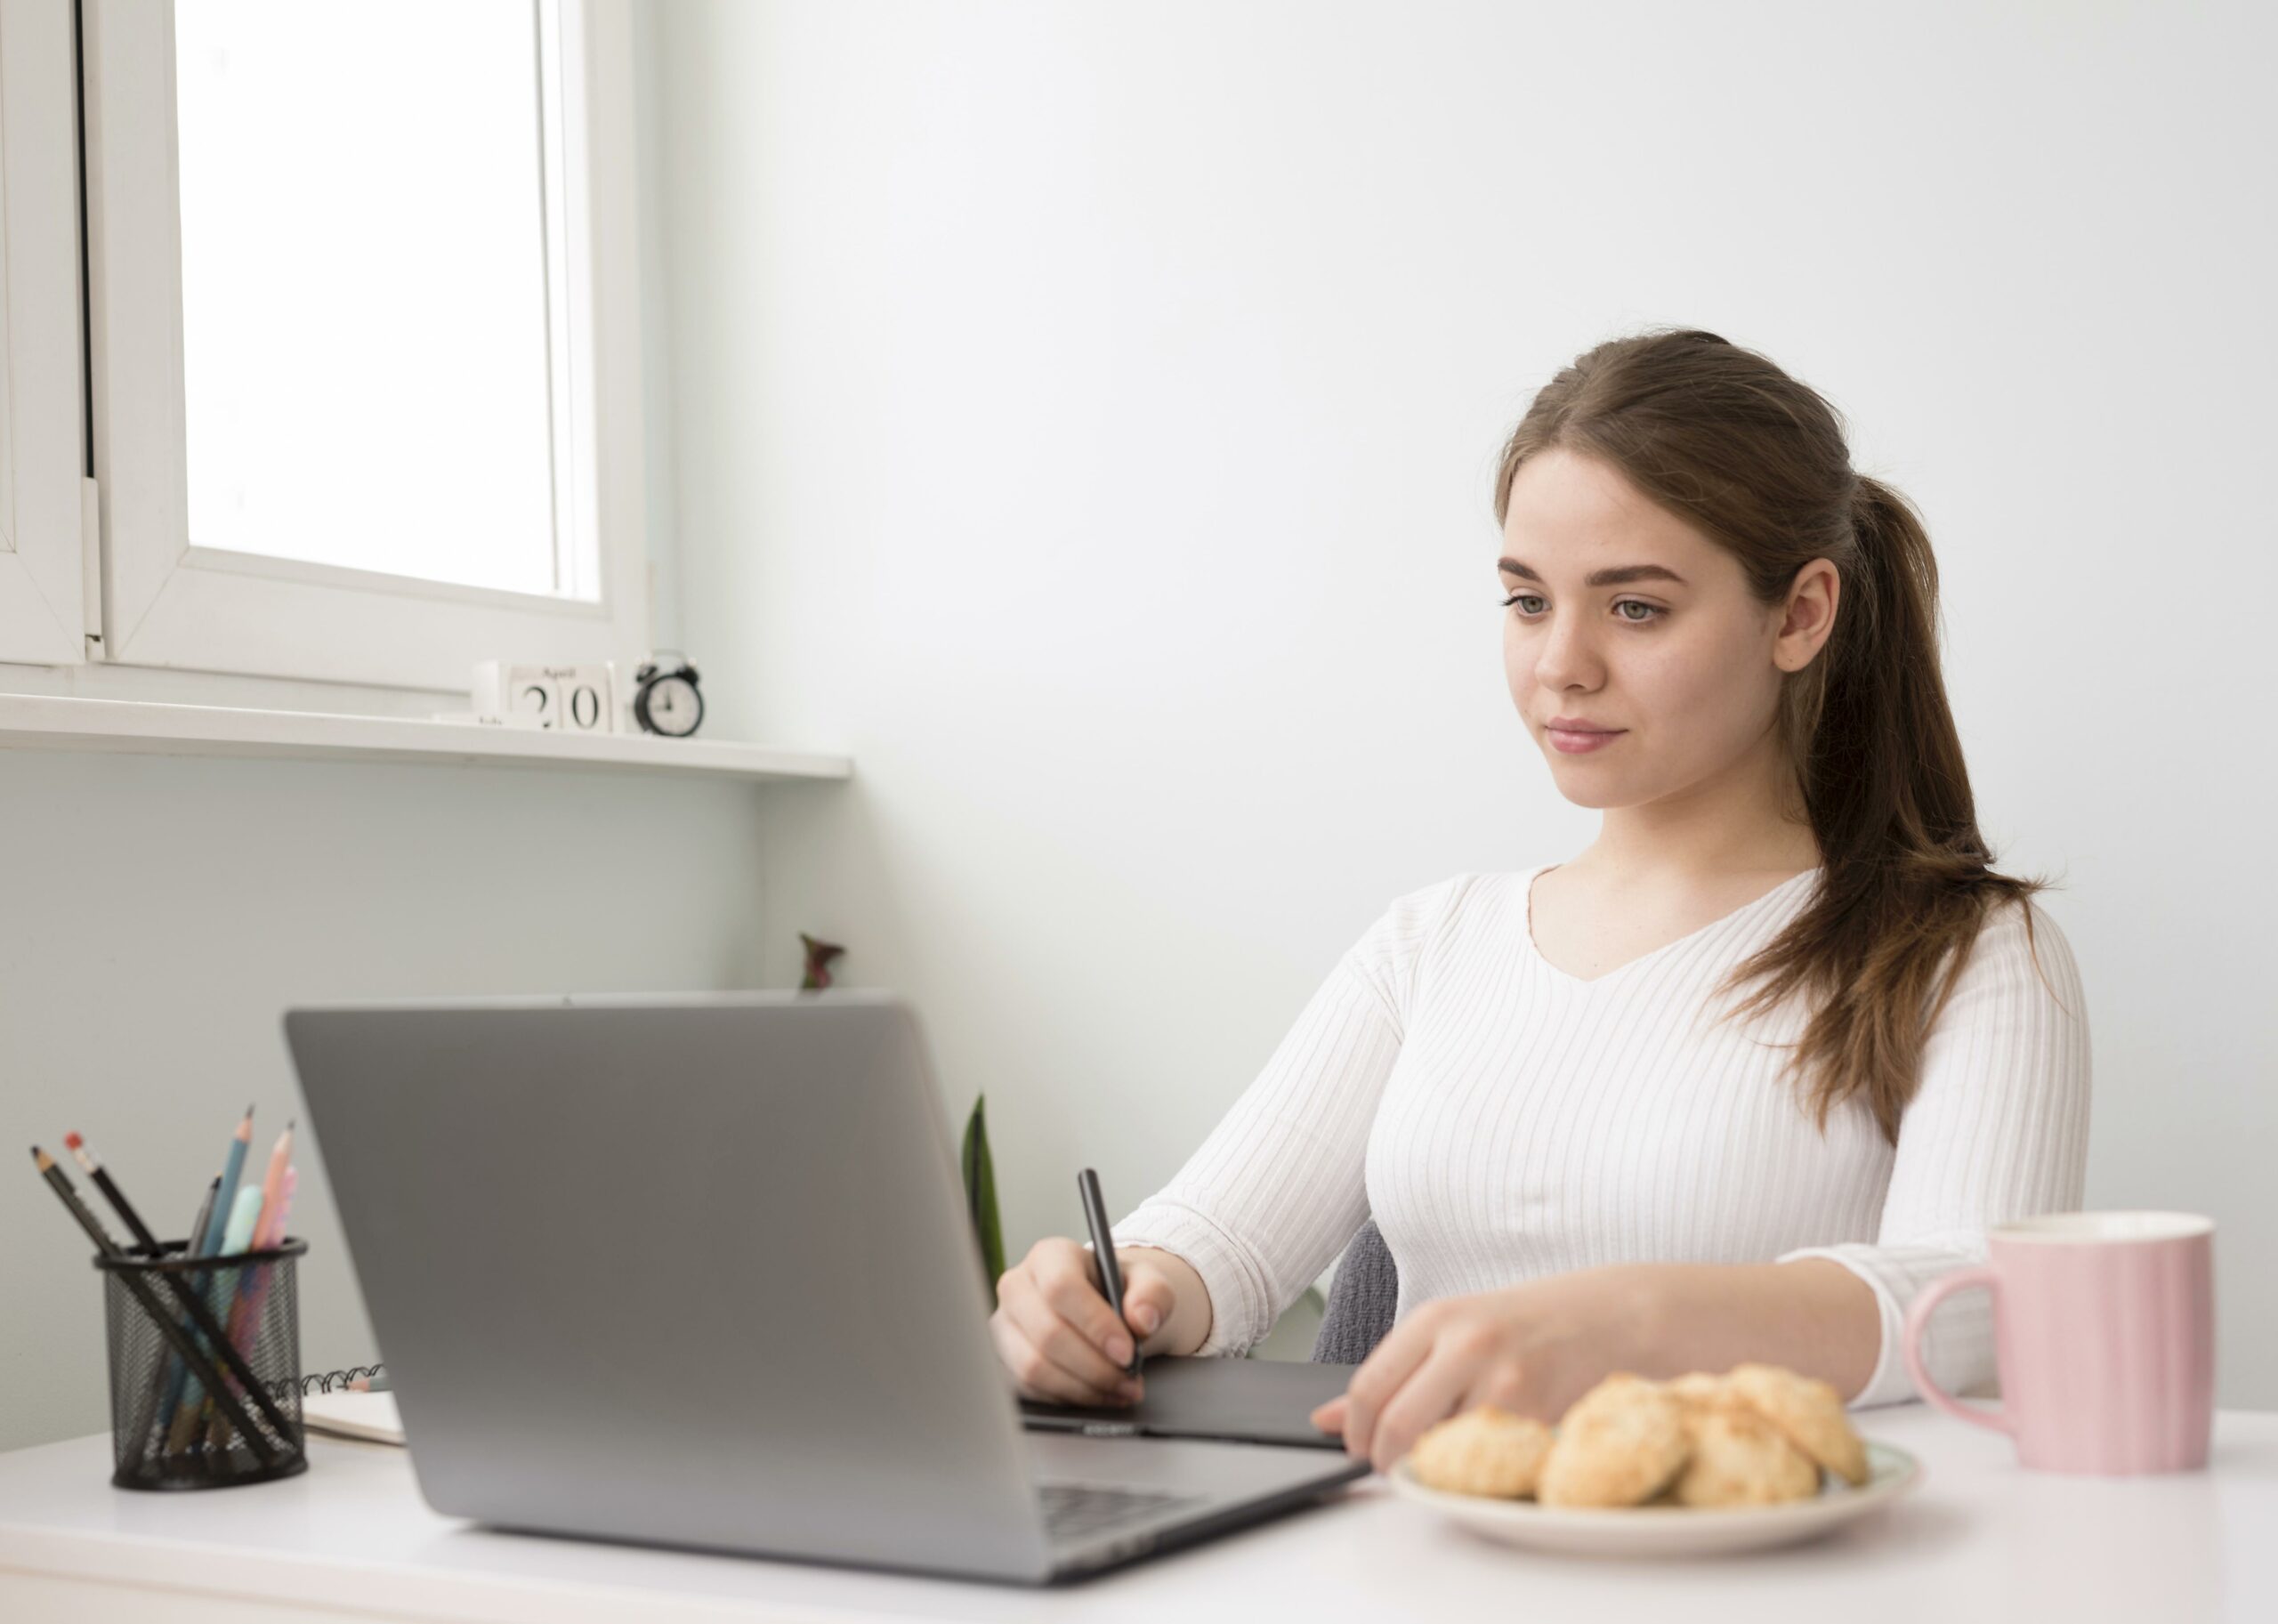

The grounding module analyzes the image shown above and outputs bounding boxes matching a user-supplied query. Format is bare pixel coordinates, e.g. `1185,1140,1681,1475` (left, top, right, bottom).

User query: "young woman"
987,328,2091,1475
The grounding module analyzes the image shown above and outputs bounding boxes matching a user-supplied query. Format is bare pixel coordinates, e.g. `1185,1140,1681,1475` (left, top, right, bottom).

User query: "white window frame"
79,0,649,693
0,0,89,667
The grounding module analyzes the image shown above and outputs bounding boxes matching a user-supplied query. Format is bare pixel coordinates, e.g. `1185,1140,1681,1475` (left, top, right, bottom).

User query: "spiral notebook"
296,1363,405,1445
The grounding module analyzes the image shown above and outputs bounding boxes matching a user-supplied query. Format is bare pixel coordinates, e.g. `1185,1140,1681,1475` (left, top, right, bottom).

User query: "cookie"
1407,1404,1555,1499
1725,1362,1870,1487
1666,1370,1734,1410
1536,1373,1691,1508
1670,1399,1822,1507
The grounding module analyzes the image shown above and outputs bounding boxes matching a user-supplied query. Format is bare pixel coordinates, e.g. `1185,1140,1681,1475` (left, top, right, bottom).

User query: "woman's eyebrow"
1497,558,1687,587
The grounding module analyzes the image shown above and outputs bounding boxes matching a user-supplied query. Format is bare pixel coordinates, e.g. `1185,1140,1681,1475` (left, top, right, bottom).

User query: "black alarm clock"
631,655,704,737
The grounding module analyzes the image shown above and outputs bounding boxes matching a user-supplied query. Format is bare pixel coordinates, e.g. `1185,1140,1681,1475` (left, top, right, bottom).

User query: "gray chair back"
1309,1218,1399,1364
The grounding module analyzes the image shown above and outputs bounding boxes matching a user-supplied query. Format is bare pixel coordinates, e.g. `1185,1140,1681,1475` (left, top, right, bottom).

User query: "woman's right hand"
990,1236,1183,1407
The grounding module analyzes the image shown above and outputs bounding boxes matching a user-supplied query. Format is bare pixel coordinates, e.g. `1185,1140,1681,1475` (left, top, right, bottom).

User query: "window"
74,0,648,692
0,0,88,667
174,1,581,598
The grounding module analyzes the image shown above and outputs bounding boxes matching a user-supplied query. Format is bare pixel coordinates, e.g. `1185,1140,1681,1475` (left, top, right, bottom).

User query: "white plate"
1387,1440,1922,1558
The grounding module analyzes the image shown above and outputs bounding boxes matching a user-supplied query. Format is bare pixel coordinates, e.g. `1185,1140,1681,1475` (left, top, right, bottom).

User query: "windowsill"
0,693,851,783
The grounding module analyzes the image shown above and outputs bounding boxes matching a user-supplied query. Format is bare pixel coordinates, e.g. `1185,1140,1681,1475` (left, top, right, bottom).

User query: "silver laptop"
283,990,1367,1585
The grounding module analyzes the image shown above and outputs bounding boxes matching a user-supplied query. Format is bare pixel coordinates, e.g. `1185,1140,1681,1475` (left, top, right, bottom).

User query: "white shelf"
0,694,852,783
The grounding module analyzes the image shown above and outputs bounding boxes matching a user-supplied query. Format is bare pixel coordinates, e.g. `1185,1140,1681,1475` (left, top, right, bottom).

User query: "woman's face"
1498,447,1835,813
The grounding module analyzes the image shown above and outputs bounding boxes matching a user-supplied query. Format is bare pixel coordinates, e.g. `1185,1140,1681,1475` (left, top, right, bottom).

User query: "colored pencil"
126,1176,221,1457
169,1184,263,1452
201,1106,255,1258
209,1168,298,1449
157,1106,257,1442
190,1119,295,1443
250,1121,293,1248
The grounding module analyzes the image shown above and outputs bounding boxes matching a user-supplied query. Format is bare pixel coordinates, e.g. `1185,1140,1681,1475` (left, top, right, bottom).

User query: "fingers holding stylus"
992,1238,1145,1404
1111,1263,1177,1356
990,1308,1133,1407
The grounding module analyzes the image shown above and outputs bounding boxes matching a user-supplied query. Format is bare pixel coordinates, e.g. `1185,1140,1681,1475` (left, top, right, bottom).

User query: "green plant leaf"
961,1094,1006,1303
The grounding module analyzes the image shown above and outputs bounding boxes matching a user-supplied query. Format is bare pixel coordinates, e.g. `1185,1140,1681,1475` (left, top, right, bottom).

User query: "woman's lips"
1547,725,1625,754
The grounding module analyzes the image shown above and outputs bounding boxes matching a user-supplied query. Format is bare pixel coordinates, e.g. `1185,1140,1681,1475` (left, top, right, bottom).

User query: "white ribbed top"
1111,863,2092,1410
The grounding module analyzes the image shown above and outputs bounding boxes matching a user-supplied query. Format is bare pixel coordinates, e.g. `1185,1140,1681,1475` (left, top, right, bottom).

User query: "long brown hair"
1492,327,2071,1147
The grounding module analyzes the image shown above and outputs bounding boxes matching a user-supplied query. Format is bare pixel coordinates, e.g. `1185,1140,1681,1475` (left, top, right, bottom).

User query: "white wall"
648,0,2278,1402
0,751,776,1450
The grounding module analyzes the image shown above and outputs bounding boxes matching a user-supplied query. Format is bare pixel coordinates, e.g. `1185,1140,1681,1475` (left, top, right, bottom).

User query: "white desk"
3,1406,2274,1623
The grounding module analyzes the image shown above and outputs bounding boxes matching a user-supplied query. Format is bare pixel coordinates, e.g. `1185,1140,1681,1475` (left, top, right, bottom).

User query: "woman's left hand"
1308,1264,1665,1475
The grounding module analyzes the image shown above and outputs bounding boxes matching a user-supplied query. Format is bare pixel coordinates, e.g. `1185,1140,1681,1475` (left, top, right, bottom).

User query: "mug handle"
1901,1264,2014,1435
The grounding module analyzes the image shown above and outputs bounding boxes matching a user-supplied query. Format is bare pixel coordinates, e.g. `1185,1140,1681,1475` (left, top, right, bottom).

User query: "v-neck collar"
1521,861,1822,988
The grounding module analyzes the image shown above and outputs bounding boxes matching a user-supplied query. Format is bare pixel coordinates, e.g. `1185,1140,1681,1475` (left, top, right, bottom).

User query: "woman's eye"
1498,593,1664,625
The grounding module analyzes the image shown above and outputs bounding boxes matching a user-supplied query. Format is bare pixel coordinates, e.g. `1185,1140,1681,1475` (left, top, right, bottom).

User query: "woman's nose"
1531,614,1602,690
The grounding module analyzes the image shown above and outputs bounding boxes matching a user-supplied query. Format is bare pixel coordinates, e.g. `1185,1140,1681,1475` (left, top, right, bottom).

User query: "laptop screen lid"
285,991,1058,1581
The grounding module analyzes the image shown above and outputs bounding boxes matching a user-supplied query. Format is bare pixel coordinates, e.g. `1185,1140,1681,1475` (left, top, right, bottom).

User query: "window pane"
174,0,578,599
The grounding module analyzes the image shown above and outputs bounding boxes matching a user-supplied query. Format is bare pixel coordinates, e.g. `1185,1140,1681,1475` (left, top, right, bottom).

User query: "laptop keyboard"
1038,1481,1205,1543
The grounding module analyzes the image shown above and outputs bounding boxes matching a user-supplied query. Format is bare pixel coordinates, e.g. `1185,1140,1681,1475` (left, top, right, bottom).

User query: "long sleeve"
1776,897,2093,1409
1108,877,1466,1356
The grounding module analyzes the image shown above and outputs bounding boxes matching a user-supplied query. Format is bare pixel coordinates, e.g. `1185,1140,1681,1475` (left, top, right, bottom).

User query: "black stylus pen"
1077,1168,1143,1378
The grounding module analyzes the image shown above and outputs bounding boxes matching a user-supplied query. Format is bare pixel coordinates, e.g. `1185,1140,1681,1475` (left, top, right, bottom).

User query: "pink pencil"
231,1167,297,1346
264,1166,296,1248
214,1123,292,1377
211,1165,297,1447
250,1120,294,1249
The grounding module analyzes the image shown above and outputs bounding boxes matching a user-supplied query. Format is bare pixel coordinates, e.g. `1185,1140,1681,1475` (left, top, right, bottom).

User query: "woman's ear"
1774,559,1840,673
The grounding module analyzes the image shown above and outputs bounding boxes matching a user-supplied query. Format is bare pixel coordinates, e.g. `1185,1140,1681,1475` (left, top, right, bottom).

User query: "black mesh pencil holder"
96,1236,310,1491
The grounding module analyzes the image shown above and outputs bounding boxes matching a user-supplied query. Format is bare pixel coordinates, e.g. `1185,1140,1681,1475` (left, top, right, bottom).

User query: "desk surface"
3,1407,2274,1623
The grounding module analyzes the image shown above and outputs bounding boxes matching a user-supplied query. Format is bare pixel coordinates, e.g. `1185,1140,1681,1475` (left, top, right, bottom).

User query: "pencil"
185,1178,222,1272
202,1106,255,1258
28,1147,286,1466
169,1184,263,1452
63,1131,161,1252
250,1121,293,1249
203,1119,295,1422
126,1176,221,1458
208,1168,298,1449
158,1105,255,1442
237,1165,295,1340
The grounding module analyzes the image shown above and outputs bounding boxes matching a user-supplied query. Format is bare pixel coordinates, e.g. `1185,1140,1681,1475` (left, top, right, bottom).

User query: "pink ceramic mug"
1902,1211,2216,1475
